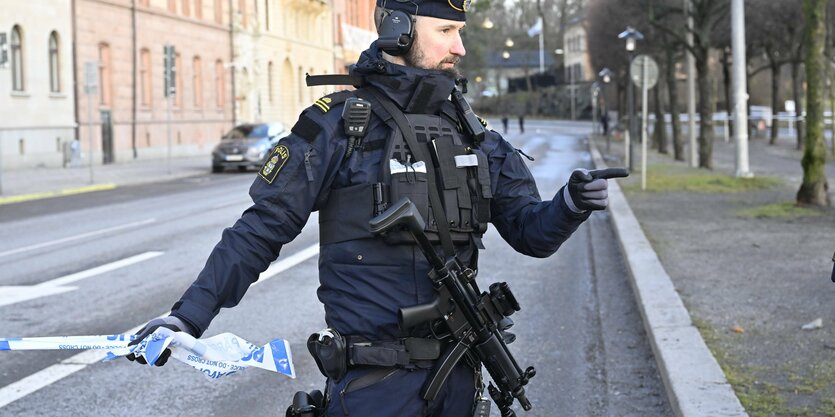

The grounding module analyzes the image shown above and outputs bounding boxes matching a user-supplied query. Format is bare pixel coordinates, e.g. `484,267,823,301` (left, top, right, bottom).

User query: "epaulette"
292,91,355,143
311,90,354,114
476,116,488,127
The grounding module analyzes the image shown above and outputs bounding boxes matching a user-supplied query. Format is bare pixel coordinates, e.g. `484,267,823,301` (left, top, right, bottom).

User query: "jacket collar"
351,42,457,115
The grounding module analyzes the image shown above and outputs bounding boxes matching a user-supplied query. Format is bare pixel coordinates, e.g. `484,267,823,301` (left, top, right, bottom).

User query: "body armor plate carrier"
319,89,492,246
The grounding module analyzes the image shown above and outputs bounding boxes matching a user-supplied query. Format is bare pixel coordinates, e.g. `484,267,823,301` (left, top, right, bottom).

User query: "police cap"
377,0,471,22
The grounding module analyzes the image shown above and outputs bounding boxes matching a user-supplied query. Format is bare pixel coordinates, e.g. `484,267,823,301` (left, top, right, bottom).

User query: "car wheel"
238,166,249,172
212,165,223,173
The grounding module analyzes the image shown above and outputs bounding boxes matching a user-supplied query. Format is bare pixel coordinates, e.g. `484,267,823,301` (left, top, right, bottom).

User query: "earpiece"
377,9,414,56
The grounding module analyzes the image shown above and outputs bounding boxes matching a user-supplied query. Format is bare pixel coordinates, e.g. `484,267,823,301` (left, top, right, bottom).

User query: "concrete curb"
589,141,748,417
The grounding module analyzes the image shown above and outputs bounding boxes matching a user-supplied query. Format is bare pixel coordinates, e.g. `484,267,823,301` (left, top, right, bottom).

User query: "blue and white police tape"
0,328,295,380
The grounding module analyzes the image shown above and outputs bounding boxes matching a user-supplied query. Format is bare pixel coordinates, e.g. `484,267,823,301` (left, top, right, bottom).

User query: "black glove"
126,316,190,366
565,168,629,212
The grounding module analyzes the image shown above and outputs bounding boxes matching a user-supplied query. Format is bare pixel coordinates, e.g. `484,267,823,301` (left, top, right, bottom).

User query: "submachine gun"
370,197,536,417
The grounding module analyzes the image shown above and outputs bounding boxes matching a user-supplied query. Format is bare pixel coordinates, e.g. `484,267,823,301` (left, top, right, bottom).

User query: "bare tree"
787,8,808,150
746,0,797,145
797,0,830,207
648,0,730,169
586,0,648,126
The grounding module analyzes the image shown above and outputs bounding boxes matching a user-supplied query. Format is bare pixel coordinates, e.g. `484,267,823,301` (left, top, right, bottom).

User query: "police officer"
128,1,620,416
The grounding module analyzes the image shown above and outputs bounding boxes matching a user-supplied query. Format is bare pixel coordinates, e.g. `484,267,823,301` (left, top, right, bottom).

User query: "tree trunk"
791,60,806,150
654,76,668,154
696,51,715,169
830,70,835,156
797,0,831,206
618,82,626,128
769,55,781,145
667,48,683,160
722,48,733,138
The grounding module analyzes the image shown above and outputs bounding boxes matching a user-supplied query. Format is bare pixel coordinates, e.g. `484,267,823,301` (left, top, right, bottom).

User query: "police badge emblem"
259,144,290,184
448,0,471,12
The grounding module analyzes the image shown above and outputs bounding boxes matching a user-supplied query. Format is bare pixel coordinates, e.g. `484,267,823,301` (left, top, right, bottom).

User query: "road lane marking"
0,252,164,308
0,184,117,206
0,219,157,259
0,243,319,409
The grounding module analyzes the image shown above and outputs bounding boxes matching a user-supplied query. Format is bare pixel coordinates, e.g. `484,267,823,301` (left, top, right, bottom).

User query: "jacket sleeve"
171,111,345,336
487,132,590,258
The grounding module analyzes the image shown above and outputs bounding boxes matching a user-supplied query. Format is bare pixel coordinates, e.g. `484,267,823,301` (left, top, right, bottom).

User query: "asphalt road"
0,120,671,416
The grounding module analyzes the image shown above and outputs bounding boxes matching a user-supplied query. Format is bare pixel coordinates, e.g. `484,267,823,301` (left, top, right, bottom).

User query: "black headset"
377,1,417,56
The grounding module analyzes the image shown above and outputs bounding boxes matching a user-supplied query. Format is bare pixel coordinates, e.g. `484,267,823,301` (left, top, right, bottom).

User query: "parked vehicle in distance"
749,105,773,128
211,123,289,173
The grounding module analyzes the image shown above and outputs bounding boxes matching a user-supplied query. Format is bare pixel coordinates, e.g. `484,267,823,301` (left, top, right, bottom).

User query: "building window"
181,0,190,17
264,0,270,31
140,48,152,107
214,0,222,24
168,0,177,13
215,59,224,108
193,56,203,108
98,43,112,106
267,61,274,103
11,25,24,91
175,53,183,107
138,0,150,6
239,0,248,28
49,31,61,93
194,0,203,19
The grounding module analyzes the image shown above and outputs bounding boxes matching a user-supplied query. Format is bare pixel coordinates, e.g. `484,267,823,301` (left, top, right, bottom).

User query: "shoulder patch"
291,114,323,143
258,144,290,184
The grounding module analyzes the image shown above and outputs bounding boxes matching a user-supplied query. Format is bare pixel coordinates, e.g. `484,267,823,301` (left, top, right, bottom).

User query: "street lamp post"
618,26,644,171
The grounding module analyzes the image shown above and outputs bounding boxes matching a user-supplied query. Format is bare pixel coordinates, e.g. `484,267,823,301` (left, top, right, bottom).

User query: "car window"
248,124,271,138
223,125,254,140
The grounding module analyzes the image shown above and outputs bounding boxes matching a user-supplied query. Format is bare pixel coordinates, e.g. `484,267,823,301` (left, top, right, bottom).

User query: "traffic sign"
164,45,176,97
0,33,7,68
630,55,659,89
84,61,98,94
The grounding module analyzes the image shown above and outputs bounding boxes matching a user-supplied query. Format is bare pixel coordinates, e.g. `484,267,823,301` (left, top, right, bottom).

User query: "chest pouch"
381,113,490,245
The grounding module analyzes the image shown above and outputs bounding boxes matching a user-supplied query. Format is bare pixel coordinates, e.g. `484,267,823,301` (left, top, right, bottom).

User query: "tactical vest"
318,88,493,247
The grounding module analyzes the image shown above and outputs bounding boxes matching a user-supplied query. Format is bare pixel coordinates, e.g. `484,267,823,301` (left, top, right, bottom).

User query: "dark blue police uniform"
169,39,589,417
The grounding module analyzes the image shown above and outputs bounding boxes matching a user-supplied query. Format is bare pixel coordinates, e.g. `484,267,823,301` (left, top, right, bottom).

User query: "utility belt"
306,328,443,383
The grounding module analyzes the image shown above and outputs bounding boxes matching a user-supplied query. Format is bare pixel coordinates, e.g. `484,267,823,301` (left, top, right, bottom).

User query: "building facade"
74,0,234,165
1,1,76,170
237,0,337,127
332,0,376,74
563,16,592,84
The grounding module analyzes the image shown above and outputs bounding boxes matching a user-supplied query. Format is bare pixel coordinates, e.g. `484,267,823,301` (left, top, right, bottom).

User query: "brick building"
74,0,234,165
332,0,376,74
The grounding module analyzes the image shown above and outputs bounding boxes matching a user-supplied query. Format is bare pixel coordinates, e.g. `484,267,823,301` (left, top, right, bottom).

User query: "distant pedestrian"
501,116,509,134
518,114,525,133
600,111,610,136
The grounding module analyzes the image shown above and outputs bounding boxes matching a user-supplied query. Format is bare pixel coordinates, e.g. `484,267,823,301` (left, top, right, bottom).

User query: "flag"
527,17,542,37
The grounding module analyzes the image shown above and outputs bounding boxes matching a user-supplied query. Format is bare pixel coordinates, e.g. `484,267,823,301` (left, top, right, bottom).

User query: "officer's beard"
404,35,462,78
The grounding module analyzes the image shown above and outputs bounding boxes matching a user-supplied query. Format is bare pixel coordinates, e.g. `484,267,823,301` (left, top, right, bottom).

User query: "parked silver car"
211,123,289,173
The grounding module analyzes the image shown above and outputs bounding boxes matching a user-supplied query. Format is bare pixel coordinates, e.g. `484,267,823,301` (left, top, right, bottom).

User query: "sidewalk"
593,133,835,417
0,156,211,205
